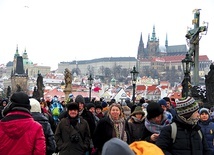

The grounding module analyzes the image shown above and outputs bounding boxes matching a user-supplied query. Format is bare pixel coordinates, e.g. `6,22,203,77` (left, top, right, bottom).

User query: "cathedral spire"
137,32,144,60
165,33,168,47
14,44,20,59
151,25,157,41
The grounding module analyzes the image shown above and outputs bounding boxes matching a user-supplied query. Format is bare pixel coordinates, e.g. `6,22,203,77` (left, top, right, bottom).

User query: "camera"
70,134,79,142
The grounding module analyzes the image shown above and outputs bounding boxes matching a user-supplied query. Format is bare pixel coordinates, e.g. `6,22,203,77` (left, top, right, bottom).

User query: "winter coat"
80,108,96,138
156,115,212,155
32,112,56,155
93,116,128,152
0,110,46,155
199,119,214,153
58,108,96,138
55,116,90,155
127,116,145,143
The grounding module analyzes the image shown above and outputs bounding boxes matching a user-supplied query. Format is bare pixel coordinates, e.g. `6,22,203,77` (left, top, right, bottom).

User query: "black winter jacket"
31,112,56,155
55,116,90,155
93,116,128,152
156,115,212,155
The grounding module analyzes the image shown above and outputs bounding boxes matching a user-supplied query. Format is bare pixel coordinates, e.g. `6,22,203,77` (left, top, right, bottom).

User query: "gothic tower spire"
165,33,168,52
14,44,20,59
137,32,144,60
151,25,157,41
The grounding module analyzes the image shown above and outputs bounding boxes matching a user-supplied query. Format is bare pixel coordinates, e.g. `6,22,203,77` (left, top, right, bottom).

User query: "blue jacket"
199,119,214,153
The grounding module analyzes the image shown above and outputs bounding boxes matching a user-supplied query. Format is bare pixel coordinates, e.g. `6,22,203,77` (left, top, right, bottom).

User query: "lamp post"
88,74,94,102
130,66,139,104
182,53,193,98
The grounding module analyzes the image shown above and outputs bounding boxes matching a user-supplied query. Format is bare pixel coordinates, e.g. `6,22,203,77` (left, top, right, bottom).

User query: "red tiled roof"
162,55,210,63
136,85,168,91
44,88,99,100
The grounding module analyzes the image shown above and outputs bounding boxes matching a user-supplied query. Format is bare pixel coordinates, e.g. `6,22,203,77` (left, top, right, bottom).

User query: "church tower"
137,32,145,60
13,45,20,72
11,54,29,94
146,25,160,59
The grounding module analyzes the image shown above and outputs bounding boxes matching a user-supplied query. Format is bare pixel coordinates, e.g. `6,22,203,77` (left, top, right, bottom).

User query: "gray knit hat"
176,97,199,118
75,95,85,104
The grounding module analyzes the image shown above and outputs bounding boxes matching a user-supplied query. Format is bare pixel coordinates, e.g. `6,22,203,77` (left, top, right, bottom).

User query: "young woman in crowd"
93,103,128,154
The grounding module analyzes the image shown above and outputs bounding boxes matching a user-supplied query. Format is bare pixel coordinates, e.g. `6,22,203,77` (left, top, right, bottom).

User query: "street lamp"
130,66,139,104
181,53,193,98
88,74,94,102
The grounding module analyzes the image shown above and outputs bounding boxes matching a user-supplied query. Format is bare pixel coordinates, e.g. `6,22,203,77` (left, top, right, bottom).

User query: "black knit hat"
146,102,164,120
95,104,103,111
67,102,79,111
10,92,31,110
87,103,95,110
2,92,31,117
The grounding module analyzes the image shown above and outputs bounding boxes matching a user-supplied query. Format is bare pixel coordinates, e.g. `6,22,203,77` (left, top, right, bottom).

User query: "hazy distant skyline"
0,0,213,70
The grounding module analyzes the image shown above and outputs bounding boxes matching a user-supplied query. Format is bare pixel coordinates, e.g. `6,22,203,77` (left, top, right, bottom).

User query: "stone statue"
16,84,22,92
32,86,39,99
64,68,72,89
205,63,214,105
64,68,72,102
37,73,44,99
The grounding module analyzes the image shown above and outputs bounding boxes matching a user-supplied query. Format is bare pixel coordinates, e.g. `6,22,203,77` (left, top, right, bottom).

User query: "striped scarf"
109,115,127,142
145,111,171,134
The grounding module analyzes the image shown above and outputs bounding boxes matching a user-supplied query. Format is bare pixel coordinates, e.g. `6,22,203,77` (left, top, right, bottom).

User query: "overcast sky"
0,0,213,70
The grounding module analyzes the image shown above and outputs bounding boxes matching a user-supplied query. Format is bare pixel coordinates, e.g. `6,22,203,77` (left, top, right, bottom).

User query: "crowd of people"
0,91,214,155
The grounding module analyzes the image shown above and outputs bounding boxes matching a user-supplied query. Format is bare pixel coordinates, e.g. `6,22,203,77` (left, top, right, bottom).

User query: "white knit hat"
29,98,41,113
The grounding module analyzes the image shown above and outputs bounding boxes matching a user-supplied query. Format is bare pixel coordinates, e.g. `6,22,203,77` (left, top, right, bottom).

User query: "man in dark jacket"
156,97,212,155
55,102,90,155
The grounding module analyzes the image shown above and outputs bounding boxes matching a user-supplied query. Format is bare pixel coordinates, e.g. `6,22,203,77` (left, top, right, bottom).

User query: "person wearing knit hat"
176,96,199,124
49,95,64,126
86,103,100,127
30,98,56,155
199,108,210,116
146,102,164,120
121,102,131,119
55,101,91,155
127,106,145,143
0,99,8,119
129,141,164,155
86,103,96,113
0,92,46,155
198,108,214,154
101,101,109,116
158,99,173,123
156,97,212,155
95,104,104,119
158,99,167,111
141,102,172,143
2,91,31,117
102,138,135,155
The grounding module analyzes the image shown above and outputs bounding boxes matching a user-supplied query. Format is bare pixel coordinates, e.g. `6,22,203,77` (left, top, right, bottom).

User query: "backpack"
171,122,202,143
52,107,60,116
